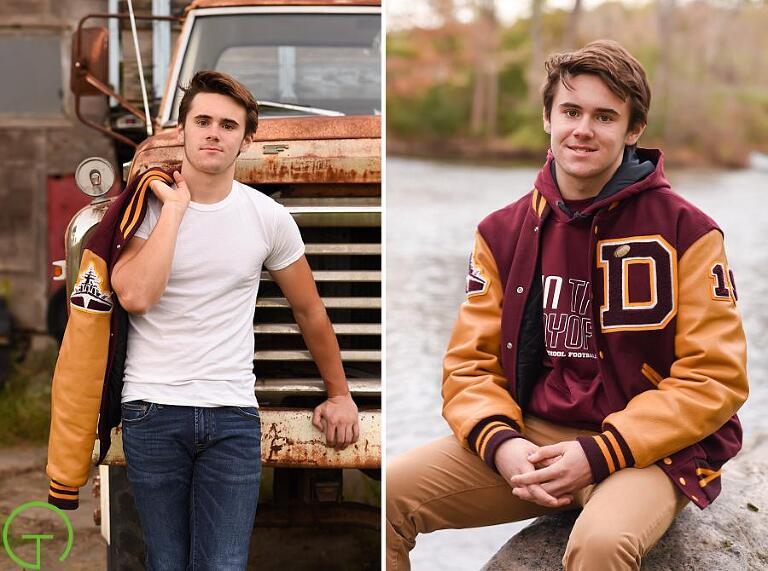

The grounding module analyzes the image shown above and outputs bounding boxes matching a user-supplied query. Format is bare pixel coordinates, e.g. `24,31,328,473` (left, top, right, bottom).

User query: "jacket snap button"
678,477,686,486
516,286,524,294
506,342,513,349
663,457,672,465
533,226,539,232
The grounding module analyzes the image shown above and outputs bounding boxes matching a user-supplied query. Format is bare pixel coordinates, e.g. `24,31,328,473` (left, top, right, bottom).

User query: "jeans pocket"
233,406,260,421
121,401,157,424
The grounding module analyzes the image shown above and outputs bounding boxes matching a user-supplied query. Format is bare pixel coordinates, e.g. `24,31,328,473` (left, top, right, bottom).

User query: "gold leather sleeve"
47,250,112,492
442,232,524,447
604,229,748,467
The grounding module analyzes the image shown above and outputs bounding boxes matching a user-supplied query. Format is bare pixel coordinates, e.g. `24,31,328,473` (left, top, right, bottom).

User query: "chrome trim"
256,296,380,309
260,270,381,282
304,243,380,255
158,6,381,126
254,378,380,395
254,350,381,361
193,6,380,16
254,323,380,335
64,200,115,296
284,206,381,214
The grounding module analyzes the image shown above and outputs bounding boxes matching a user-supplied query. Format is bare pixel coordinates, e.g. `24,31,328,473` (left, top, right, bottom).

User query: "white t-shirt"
121,180,304,407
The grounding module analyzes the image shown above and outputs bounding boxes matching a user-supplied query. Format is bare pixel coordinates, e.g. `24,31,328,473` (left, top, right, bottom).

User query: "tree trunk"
470,0,499,136
656,0,676,140
564,0,582,49
528,0,545,107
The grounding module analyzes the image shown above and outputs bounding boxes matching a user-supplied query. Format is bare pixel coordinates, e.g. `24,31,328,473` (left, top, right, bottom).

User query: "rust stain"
265,422,293,462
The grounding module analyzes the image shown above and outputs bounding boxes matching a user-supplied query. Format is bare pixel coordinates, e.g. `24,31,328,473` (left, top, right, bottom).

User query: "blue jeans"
121,401,262,571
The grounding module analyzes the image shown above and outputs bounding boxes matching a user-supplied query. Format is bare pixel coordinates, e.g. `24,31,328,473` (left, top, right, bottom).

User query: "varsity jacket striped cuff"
468,416,524,471
576,425,635,484
48,479,79,510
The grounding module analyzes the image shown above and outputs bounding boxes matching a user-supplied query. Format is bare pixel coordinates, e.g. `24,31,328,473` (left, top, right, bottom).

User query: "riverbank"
387,137,758,169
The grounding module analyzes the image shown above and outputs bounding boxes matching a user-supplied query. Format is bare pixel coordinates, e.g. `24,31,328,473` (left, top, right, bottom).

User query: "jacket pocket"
640,362,664,387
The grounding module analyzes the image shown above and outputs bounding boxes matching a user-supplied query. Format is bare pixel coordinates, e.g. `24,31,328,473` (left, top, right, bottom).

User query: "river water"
386,156,768,570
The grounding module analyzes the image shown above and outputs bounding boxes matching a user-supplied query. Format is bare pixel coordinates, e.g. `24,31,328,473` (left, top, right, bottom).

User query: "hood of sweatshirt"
534,147,666,222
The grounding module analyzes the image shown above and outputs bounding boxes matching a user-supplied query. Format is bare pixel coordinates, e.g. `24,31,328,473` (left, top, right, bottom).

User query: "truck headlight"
75,157,115,199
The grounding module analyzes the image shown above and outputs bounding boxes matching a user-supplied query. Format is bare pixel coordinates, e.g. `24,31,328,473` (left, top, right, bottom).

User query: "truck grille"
253,204,381,404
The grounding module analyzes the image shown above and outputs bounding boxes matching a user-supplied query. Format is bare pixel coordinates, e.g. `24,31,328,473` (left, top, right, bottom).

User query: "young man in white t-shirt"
111,70,360,570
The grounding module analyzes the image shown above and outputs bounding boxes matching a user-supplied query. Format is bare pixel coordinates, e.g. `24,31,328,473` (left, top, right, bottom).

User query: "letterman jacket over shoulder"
442,149,748,509
47,168,174,510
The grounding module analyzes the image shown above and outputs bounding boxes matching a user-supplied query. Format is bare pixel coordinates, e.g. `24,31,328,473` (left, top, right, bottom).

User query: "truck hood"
128,115,381,185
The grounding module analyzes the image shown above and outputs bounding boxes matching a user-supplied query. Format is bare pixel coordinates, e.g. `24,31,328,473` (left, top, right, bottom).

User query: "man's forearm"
293,306,349,397
113,205,185,312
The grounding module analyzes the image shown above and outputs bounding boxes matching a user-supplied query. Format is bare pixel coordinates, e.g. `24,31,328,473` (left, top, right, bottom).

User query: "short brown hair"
178,70,259,137
542,40,651,130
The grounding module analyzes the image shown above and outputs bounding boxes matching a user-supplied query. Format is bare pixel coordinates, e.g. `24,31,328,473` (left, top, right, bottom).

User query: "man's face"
180,92,251,175
543,73,645,192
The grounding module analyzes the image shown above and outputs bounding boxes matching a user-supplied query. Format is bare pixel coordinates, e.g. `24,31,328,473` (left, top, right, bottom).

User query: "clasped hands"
494,438,593,508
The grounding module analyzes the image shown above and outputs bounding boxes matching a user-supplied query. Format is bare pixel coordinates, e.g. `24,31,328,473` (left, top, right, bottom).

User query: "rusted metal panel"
130,137,381,185
261,409,380,467
255,115,381,141
129,117,381,184
128,116,381,183
98,409,381,468
139,115,380,146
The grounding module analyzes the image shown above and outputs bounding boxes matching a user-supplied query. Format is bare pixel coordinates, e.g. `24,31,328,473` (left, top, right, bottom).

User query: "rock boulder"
482,435,768,570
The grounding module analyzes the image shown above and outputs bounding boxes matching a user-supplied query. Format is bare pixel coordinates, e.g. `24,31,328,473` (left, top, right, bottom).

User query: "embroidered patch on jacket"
466,252,489,297
70,264,113,313
710,262,737,302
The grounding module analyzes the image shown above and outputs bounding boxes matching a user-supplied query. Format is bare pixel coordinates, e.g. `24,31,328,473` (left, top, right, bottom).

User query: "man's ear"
239,134,253,154
543,108,551,134
177,124,184,144
625,121,646,146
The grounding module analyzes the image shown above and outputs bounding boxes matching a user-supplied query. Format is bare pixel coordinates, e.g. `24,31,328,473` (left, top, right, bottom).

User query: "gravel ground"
0,445,105,570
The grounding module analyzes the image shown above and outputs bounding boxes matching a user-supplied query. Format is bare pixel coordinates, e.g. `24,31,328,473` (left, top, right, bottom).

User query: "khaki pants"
387,416,689,571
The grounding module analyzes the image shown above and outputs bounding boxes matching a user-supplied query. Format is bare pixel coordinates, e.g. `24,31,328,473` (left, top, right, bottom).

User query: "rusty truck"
64,0,381,568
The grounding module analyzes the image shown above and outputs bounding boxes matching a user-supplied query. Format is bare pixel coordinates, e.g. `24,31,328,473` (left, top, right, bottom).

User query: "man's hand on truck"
312,394,360,450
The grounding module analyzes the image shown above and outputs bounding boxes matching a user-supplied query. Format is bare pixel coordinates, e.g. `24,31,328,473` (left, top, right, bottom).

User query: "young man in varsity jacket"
47,71,359,569
387,40,748,570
